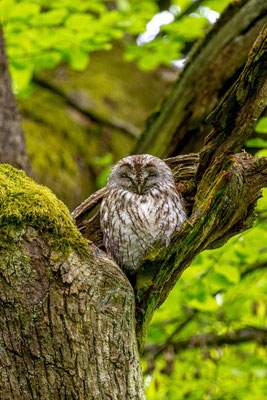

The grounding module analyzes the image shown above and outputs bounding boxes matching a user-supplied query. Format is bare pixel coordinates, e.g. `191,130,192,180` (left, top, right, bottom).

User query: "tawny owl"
100,154,187,274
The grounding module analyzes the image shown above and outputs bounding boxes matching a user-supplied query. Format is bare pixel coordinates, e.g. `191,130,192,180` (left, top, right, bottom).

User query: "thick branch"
134,26,267,350
133,0,267,157
0,27,32,175
174,0,206,22
241,261,267,278
197,24,267,180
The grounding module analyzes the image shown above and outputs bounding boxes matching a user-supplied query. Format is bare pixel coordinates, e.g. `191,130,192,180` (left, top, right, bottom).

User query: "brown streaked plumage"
100,154,187,273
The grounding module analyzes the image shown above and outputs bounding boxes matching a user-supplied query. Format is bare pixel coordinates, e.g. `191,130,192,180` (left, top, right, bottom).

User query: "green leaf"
5,1,40,21
216,264,240,284
10,60,34,91
246,138,267,148
69,47,89,70
65,13,94,31
205,272,233,289
30,8,68,26
0,0,15,22
255,117,267,134
186,296,218,311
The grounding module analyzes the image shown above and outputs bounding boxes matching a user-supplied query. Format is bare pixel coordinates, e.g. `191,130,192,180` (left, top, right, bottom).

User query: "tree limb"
133,26,267,351
175,0,206,22
145,327,267,357
133,0,267,157
241,261,267,278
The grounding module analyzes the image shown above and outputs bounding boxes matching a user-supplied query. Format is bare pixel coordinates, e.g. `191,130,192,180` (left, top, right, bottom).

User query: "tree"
0,27,32,175
0,1,266,399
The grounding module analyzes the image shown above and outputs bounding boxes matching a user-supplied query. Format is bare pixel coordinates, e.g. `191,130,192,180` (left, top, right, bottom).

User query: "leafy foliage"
1,0,233,93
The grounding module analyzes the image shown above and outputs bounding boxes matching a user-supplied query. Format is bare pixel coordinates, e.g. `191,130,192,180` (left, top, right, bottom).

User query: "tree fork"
73,26,267,351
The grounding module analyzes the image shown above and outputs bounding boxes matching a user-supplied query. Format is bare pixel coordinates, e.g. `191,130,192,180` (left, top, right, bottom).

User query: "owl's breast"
100,187,186,272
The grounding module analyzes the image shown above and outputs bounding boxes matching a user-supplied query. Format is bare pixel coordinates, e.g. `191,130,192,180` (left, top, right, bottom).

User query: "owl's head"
106,154,175,194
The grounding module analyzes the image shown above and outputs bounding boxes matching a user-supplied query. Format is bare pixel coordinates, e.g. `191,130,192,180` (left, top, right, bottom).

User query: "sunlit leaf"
69,47,90,70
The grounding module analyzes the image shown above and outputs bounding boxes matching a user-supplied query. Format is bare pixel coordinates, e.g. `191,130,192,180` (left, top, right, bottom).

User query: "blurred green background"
1,0,266,398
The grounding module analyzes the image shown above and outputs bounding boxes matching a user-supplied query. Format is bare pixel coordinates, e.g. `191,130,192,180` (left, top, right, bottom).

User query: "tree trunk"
0,165,145,399
0,27,32,175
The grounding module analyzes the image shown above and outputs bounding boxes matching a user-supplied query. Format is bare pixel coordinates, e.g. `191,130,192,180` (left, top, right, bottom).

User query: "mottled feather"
100,154,187,273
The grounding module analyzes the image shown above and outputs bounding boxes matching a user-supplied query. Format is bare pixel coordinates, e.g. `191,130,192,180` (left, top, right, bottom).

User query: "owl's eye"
120,173,129,178
145,166,158,177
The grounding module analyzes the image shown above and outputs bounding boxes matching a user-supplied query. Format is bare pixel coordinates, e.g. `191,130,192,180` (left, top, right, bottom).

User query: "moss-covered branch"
0,165,145,399
134,26,267,350
32,76,140,139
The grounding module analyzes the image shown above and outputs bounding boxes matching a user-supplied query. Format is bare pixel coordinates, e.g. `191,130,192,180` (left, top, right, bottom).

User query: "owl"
100,154,187,274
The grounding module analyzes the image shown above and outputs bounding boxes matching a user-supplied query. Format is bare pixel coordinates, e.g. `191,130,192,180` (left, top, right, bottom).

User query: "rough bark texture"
133,0,267,157
0,166,145,399
0,27,32,175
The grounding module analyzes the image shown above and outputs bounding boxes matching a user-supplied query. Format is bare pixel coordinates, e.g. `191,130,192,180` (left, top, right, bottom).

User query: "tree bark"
0,27,32,175
0,166,145,399
133,0,267,157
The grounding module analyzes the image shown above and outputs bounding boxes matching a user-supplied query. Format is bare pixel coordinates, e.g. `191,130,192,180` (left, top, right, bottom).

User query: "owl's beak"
137,184,142,194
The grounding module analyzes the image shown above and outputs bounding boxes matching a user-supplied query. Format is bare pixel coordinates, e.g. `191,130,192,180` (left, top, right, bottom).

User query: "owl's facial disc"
116,164,160,194
107,155,175,194
139,165,159,193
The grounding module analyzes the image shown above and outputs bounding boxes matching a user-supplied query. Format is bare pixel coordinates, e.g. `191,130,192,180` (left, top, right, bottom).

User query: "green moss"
0,164,89,257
